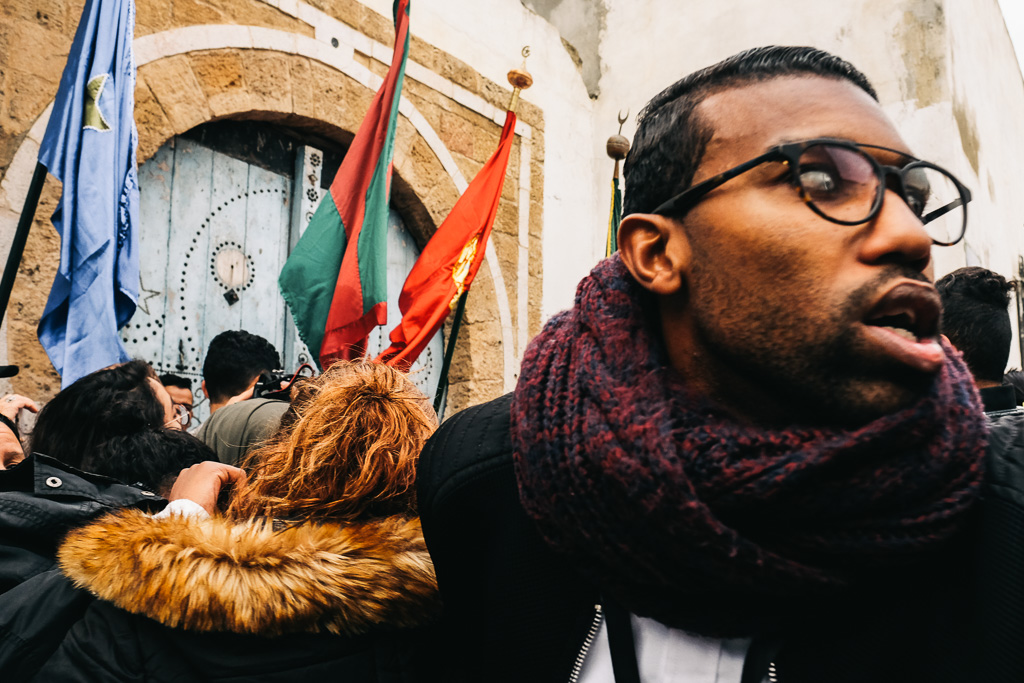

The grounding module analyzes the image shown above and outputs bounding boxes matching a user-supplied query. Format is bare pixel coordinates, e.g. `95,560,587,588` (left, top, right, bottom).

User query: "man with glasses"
159,373,194,430
417,46,1023,682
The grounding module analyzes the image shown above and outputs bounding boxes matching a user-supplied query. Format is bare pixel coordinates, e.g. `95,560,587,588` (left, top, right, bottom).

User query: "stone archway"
0,40,520,405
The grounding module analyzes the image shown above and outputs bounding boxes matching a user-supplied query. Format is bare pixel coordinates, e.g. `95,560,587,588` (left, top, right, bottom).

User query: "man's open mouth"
861,283,945,372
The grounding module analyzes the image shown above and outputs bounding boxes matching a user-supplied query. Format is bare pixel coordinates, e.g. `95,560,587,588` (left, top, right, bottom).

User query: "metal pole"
0,161,48,378
0,162,48,328
433,290,468,419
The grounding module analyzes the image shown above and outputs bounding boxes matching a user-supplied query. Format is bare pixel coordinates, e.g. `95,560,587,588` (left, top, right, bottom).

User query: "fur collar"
57,509,440,637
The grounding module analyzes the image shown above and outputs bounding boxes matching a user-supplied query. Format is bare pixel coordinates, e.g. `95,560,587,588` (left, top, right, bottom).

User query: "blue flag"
37,0,139,388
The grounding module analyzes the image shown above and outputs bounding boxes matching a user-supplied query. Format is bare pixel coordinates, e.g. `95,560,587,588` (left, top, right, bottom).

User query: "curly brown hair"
227,361,437,523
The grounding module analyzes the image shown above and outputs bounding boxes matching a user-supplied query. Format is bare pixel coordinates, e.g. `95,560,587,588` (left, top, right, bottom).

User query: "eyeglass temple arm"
921,188,970,224
652,150,782,215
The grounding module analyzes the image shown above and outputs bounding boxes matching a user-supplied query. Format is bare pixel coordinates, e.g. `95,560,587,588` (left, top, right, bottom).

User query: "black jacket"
10,510,440,682
417,393,1024,682
0,454,164,595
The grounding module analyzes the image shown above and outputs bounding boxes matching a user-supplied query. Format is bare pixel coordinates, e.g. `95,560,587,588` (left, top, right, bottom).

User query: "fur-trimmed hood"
57,509,440,637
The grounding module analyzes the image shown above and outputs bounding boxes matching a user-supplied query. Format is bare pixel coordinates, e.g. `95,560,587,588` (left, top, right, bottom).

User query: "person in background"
30,360,441,682
199,330,280,415
195,330,289,464
159,373,195,430
90,428,218,497
0,429,217,676
936,266,1019,414
29,360,183,472
0,360,191,596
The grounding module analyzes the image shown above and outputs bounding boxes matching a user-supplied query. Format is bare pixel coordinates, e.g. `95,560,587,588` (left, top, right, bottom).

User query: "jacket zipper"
565,606,779,682
567,603,604,683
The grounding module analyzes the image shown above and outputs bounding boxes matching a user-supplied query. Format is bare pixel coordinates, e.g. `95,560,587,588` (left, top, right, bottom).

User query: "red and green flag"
279,0,410,368
376,110,517,370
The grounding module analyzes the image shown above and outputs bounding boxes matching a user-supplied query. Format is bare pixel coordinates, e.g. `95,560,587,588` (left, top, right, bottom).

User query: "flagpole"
0,162,47,328
432,289,468,415
0,162,48,377
432,48,532,420
605,110,629,257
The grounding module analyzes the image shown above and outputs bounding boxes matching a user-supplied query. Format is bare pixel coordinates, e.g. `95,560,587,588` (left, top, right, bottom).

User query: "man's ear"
201,380,209,400
618,213,691,295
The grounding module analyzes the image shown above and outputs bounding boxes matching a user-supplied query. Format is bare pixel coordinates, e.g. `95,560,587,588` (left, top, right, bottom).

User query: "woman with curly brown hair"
17,361,442,682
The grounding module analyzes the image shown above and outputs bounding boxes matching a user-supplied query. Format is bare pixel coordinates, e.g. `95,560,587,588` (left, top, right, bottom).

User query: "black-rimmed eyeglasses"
650,138,971,247
166,403,191,429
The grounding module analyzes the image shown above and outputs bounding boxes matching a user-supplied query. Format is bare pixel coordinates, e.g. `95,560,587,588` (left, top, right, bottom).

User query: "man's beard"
693,267,939,427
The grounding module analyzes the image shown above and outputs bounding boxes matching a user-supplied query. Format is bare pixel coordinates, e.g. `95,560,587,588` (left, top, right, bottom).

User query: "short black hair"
90,428,217,496
936,266,1014,383
159,373,192,391
30,360,165,470
202,330,280,403
622,46,878,217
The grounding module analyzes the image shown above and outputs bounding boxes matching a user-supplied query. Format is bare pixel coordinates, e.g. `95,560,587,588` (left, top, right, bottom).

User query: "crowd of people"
0,45,1023,682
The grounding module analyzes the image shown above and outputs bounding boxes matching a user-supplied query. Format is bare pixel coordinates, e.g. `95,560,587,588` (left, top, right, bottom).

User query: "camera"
252,364,315,401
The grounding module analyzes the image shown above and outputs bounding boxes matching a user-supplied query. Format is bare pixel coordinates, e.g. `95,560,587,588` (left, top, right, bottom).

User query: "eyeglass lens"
796,144,965,246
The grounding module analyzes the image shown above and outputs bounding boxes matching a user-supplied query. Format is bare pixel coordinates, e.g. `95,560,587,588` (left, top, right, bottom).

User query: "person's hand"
168,462,246,515
0,393,38,424
0,394,37,470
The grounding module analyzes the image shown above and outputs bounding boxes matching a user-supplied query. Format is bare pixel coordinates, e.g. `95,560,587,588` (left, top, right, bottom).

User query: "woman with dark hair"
0,360,187,596
31,360,441,682
29,359,182,471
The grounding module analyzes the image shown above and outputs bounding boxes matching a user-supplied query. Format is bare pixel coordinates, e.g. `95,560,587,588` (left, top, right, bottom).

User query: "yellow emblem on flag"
83,74,111,131
449,237,478,310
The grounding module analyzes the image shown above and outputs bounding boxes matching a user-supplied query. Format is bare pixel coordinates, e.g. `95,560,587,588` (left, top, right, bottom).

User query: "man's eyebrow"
767,137,917,161
771,135,856,147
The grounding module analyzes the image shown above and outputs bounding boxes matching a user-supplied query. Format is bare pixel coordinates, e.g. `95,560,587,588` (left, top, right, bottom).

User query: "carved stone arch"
134,49,462,251
129,46,511,407
0,42,517,404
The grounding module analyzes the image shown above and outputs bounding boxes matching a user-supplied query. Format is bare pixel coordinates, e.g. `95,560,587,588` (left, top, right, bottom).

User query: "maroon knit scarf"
511,255,988,635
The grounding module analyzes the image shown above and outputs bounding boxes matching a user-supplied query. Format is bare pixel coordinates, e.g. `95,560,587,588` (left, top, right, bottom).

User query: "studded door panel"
125,138,290,426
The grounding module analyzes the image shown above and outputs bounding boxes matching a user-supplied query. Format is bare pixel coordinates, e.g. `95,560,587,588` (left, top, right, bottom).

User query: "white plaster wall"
944,0,1024,273
594,0,976,206
589,0,1024,366
944,0,1024,366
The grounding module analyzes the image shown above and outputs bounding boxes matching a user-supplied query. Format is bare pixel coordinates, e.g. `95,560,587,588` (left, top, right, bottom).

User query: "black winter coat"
0,454,164,594
417,393,1024,683
6,509,441,682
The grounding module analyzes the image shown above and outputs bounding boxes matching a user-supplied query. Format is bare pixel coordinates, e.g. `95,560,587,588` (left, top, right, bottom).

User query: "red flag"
376,110,517,369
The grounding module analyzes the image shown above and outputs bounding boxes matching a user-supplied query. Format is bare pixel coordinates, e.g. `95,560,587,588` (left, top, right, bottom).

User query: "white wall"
589,0,1024,365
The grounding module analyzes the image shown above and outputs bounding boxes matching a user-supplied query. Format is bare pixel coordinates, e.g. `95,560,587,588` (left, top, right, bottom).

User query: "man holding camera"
196,330,289,465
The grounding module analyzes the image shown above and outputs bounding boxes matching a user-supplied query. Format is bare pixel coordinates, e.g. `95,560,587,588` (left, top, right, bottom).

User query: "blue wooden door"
126,135,443,428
